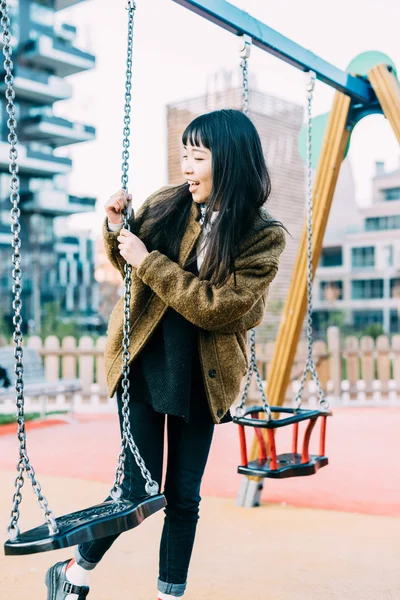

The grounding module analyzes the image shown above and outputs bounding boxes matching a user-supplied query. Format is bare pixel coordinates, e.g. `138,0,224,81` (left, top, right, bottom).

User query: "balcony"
54,23,77,43
20,115,96,147
0,142,72,176
21,35,95,77
21,189,96,217
0,65,72,104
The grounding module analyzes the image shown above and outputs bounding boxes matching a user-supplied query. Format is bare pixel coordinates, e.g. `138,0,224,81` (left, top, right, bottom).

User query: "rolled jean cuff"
74,546,99,571
158,577,186,597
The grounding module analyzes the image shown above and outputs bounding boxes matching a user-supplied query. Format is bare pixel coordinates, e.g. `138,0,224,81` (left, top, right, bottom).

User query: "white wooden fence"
0,327,399,414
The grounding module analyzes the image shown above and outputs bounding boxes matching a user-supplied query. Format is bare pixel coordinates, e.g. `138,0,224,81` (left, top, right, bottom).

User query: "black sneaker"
45,559,90,599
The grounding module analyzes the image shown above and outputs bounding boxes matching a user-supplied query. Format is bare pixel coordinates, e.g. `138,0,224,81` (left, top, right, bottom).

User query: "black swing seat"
238,453,328,479
4,494,166,556
233,405,331,480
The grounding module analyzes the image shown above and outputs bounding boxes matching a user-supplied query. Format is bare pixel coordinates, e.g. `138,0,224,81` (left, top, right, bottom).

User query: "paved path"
1,472,400,600
1,407,400,598
1,407,399,516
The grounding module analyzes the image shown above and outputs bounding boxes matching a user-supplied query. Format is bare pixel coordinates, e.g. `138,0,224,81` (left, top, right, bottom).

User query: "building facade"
314,161,400,335
0,0,99,335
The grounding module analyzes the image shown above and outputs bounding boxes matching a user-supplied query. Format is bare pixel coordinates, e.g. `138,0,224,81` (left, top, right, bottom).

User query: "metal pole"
172,0,376,104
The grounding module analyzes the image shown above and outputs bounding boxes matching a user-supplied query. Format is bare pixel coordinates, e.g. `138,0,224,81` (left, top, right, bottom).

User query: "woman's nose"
183,161,194,174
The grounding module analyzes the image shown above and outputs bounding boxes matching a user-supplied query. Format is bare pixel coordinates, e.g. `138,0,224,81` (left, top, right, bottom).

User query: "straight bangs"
182,115,211,150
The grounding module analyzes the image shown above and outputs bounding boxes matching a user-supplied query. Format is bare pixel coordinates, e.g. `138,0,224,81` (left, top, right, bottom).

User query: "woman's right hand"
105,189,132,225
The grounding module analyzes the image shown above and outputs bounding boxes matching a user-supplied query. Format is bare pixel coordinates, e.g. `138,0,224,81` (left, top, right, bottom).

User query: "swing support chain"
0,0,58,540
235,329,272,421
235,61,329,422
110,0,159,500
239,34,251,116
235,35,272,422
292,71,330,412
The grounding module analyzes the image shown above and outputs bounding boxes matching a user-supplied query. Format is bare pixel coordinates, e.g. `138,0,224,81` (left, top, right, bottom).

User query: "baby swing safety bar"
3,0,169,556
234,37,331,479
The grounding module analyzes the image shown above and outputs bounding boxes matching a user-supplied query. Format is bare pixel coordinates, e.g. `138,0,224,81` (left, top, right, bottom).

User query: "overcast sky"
53,0,400,235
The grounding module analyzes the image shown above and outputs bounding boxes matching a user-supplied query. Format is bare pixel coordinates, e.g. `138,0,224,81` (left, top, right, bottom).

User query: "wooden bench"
0,346,82,415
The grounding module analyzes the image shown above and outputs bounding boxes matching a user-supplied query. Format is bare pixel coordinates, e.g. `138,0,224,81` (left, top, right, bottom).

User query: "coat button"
217,409,224,418
208,369,217,378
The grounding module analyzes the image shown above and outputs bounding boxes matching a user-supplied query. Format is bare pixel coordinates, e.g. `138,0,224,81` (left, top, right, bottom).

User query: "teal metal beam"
172,0,376,105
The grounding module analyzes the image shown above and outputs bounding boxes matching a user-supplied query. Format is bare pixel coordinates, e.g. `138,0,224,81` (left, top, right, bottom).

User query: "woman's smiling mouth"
187,180,200,193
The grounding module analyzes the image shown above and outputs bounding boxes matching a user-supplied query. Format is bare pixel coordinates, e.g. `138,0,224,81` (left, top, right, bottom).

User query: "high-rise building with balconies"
0,0,100,335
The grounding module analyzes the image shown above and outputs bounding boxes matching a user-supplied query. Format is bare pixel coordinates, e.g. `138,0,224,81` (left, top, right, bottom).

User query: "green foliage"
312,311,351,341
40,301,80,342
314,310,389,341
40,301,102,343
362,323,385,340
0,410,67,426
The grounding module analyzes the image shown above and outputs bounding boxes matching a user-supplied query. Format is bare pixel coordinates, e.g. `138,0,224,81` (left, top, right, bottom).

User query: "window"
351,246,375,268
384,187,400,201
353,310,383,329
365,216,400,231
320,247,342,267
312,311,343,335
320,281,343,301
390,309,399,333
351,279,384,300
390,278,400,299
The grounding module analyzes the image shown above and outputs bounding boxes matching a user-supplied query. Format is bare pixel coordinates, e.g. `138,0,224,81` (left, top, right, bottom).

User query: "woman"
45,109,286,600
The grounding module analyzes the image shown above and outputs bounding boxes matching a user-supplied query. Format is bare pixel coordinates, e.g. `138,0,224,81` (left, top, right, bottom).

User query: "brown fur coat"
103,191,285,423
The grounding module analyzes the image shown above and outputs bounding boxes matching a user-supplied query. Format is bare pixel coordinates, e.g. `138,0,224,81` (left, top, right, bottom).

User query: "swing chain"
111,1,159,499
293,71,329,411
121,2,134,193
235,329,271,421
239,35,251,116
1,0,58,539
237,36,272,420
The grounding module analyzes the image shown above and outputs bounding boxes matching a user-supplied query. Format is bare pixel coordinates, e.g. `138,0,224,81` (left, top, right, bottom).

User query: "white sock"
65,559,90,600
158,593,182,600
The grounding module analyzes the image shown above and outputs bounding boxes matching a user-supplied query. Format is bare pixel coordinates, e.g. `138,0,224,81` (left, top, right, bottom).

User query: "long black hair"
139,109,285,288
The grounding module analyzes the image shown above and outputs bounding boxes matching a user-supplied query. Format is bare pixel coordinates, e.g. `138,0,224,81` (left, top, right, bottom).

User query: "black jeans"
76,394,215,594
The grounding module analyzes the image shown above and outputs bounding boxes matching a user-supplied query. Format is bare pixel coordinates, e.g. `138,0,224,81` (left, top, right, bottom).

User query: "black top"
127,247,232,425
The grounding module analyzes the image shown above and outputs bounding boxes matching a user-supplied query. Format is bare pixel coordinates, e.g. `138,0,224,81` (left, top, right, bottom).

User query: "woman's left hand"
117,228,150,269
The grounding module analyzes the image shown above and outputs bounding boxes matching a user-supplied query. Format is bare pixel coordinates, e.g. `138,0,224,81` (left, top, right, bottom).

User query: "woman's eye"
194,158,203,161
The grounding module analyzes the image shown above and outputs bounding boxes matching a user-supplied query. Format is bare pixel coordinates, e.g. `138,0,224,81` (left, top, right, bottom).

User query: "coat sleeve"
211,295,266,333
136,226,285,331
102,188,167,278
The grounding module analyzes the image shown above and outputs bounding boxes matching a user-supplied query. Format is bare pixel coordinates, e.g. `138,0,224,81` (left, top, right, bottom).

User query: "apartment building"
314,161,400,335
0,0,99,334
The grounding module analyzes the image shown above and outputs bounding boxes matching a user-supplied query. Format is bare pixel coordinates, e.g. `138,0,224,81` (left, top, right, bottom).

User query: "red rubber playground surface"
0,407,399,518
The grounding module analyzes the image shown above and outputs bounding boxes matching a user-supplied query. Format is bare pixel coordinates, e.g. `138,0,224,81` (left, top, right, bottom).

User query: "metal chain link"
111,1,160,499
293,72,329,411
236,36,272,420
1,0,58,540
239,34,251,116
235,329,271,420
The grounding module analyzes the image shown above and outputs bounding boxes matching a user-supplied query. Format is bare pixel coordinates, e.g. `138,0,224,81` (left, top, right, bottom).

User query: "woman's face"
181,142,213,205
